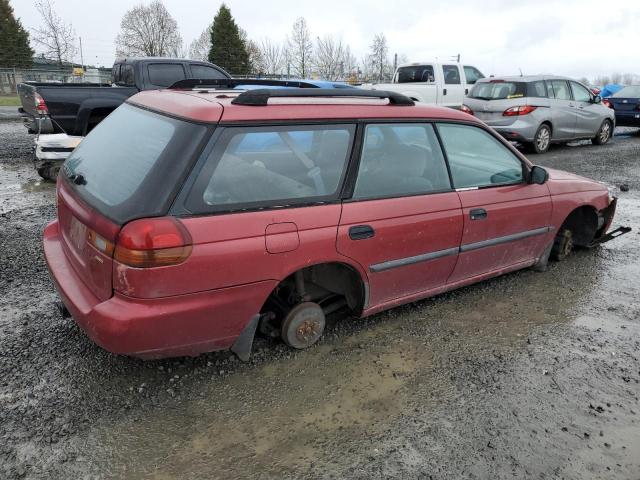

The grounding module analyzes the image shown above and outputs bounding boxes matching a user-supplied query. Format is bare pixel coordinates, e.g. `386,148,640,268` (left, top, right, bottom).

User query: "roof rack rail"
168,78,322,90
230,88,415,106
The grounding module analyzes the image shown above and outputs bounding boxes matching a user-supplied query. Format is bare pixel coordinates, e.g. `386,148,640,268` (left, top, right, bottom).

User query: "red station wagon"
43,81,629,360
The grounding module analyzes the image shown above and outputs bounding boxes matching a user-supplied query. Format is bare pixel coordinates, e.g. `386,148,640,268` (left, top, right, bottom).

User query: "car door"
570,80,603,137
337,123,463,306
436,123,553,283
441,64,465,106
546,79,577,139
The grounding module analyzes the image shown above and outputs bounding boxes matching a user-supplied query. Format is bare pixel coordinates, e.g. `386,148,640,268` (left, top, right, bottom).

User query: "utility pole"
79,37,85,73
393,53,398,73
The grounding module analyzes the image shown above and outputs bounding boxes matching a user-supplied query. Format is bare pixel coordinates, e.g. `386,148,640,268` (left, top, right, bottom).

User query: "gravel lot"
1,120,639,479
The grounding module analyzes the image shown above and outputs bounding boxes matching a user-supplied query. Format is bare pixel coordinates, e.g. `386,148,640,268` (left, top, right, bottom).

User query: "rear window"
469,81,527,100
63,104,207,224
612,86,640,97
395,65,434,83
191,64,228,79
185,125,354,213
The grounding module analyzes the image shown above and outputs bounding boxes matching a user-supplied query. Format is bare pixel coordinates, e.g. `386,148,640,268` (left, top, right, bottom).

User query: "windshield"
469,81,527,100
612,86,640,98
63,103,207,224
395,65,434,83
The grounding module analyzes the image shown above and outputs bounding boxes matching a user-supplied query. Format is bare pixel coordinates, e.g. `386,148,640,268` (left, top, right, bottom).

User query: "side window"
443,65,461,85
437,124,524,188
547,80,571,100
353,124,451,199
191,65,227,79
528,81,547,98
395,65,434,83
463,66,484,85
185,125,354,212
111,64,120,84
120,65,135,86
570,81,592,103
148,63,186,87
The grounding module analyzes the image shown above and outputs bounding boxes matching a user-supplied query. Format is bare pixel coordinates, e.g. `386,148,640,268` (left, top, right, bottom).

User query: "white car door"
441,64,465,107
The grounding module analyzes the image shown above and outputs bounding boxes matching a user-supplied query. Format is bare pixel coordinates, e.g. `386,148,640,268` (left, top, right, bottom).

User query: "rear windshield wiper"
68,173,87,185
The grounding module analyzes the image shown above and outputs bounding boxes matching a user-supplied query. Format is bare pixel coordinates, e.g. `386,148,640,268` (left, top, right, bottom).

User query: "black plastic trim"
169,78,321,90
460,226,553,253
370,247,459,273
231,88,415,106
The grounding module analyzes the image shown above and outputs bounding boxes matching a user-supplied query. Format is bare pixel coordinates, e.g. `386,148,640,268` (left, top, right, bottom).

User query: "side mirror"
529,165,548,185
593,95,602,104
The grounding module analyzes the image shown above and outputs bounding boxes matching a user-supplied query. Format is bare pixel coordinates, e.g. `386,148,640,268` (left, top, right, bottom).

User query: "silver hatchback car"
464,76,615,153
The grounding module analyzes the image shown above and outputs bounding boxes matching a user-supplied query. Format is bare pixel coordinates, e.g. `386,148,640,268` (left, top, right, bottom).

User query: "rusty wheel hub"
281,302,326,349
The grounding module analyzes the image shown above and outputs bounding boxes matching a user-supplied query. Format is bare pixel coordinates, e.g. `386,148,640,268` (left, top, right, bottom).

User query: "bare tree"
368,33,391,82
115,1,183,57
287,17,313,78
260,38,285,76
188,25,211,61
314,35,345,80
343,46,358,77
610,72,622,84
32,0,76,66
622,73,636,85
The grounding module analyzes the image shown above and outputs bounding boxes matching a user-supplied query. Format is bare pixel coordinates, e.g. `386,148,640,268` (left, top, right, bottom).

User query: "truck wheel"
37,163,61,181
529,124,551,154
592,119,612,145
281,302,325,349
551,229,573,261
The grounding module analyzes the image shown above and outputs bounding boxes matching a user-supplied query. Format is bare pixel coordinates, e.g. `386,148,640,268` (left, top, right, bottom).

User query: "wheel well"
558,206,598,247
260,262,366,321
85,107,115,133
541,121,552,135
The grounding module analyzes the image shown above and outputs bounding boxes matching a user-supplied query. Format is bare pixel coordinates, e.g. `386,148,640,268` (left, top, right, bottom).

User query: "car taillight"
602,99,612,109
34,93,48,115
503,105,537,116
114,217,192,268
460,104,474,116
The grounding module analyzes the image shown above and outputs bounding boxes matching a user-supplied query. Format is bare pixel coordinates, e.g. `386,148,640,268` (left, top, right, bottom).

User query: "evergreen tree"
0,0,33,68
208,4,249,75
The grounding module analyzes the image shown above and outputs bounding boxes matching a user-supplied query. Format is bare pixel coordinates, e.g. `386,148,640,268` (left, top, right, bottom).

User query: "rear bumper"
488,120,538,143
23,114,55,134
43,220,276,359
614,112,640,127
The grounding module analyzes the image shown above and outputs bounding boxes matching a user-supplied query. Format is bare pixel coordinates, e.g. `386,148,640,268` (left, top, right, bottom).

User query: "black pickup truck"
18,57,230,136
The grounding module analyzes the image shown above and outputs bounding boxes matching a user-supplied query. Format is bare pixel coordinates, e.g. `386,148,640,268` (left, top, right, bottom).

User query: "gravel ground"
1,120,639,479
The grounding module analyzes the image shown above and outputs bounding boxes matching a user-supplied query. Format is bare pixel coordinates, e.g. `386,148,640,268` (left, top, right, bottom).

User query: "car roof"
476,74,577,83
127,89,479,124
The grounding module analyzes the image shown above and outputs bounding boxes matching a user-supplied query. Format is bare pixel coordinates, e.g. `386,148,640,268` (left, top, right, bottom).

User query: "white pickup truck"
363,62,485,107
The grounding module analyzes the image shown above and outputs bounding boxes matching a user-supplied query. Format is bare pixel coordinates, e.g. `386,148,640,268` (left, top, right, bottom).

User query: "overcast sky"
10,0,640,79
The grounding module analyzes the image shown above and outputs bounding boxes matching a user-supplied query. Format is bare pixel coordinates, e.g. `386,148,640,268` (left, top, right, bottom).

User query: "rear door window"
185,125,355,213
443,65,461,84
191,64,228,79
353,123,451,199
148,63,186,87
437,123,524,188
547,80,572,100
63,104,207,223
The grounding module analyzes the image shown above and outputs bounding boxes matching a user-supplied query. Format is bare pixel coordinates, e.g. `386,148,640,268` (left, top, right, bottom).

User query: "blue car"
235,79,356,90
605,85,640,127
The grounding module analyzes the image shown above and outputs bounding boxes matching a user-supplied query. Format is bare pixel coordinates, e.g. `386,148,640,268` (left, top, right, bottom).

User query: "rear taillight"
34,93,48,115
503,105,537,116
602,99,612,109
114,217,192,268
460,104,474,116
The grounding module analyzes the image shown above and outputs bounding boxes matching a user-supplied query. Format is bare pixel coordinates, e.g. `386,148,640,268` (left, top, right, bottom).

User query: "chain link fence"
0,68,112,95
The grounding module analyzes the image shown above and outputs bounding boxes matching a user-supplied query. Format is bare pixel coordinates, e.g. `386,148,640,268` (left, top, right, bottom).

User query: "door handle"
349,225,375,240
470,208,487,220
465,88,469,95
443,88,447,96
